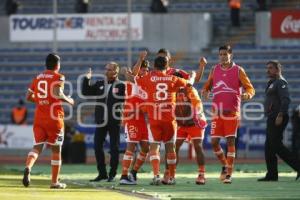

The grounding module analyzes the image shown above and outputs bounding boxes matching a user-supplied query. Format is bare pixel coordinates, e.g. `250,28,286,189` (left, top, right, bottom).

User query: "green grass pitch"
0,163,299,200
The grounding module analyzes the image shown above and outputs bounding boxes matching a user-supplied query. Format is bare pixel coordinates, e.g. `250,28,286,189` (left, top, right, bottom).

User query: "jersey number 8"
155,83,168,101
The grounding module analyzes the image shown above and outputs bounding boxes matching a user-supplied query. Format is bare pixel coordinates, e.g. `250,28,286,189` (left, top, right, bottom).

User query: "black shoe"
22,167,30,187
107,176,116,182
129,169,137,181
296,171,300,181
120,175,137,185
89,175,108,182
257,177,278,182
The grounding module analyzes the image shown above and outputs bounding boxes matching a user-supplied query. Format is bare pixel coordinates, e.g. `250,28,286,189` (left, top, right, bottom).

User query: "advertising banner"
10,13,143,41
0,125,33,148
271,10,300,38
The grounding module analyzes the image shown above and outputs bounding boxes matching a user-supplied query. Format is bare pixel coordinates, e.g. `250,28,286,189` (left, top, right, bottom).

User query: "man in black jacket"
291,105,300,159
82,62,125,182
258,60,300,181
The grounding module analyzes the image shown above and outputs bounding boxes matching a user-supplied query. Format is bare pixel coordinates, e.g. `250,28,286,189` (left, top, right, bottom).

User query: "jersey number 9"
37,80,48,98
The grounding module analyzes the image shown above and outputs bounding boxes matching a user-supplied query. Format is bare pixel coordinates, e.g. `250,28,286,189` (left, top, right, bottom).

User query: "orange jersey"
29,70,65,122
123,81,147,122
176,87,207,128
177,87,202,109
136,70,187,122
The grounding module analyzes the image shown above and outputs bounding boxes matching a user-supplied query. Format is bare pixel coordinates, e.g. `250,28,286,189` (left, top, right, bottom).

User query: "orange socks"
150,152,160,176
121,150,134,176
213,146,228,167
51,153,61,184
25,150,39,170
198,165,205,175
133,151,147,172
167,152,176,178
226,145,236,176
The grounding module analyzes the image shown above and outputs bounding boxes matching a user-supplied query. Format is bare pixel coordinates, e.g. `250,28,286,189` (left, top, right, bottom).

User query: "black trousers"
265,115,300,178
94,123,120,178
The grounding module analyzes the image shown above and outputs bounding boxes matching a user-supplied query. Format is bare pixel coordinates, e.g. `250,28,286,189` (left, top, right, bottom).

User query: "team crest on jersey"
213,80,237,95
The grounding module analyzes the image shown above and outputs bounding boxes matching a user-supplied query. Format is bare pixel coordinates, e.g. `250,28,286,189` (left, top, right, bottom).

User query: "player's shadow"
0,177,51,188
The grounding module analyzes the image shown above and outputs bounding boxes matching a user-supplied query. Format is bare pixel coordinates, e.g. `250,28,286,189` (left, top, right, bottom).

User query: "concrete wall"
0,17,9,45
256,12,300,46
0,13,212,52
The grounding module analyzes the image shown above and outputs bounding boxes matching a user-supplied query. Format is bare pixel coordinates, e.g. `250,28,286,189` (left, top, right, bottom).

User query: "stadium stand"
0,45,299,124
0,0,299,125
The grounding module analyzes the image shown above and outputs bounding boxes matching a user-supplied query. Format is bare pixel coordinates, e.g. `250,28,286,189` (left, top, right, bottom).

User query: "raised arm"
131,51,147,76
82,68,98,96
194,57,207,83
201,68,214,100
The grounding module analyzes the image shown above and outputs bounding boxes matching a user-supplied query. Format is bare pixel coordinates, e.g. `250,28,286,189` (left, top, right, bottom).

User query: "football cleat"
150,175,161,186
50,182,67,189
167,177,176,185
161,170,170,185
223,175,232,184
195,174,206,185
120,175,137,185
129,169,137,182
22,167,30,187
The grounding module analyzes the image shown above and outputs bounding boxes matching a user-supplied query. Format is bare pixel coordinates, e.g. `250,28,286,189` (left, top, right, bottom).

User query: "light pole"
53,0,58,53
127,0,132,68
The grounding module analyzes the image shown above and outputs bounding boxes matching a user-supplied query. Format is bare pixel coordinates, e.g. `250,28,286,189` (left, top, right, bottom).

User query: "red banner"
271,10,300,38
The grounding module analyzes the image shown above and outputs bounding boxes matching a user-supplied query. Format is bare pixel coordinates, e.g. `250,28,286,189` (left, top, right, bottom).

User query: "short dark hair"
141,60,150,68
46,53,60,70
267,60,282,71
219,45,233,54
154,56,168,71
157,48,171,58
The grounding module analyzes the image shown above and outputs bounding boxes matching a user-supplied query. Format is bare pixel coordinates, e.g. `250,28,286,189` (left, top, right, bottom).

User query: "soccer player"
134,56,191,185
23,53,74,189
155,48,207,183
174,72,207,185
120,52,150,185
202,45,255,184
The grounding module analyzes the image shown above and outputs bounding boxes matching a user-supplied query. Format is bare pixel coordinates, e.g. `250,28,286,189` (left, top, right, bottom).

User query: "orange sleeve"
55,74,65,87
202,69,214,92
187,87,201,108
174,77,187,89
239,67,255,100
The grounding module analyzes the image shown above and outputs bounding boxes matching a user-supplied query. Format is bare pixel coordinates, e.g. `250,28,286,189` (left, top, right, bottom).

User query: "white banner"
10,13,143,42
0,125,33,148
